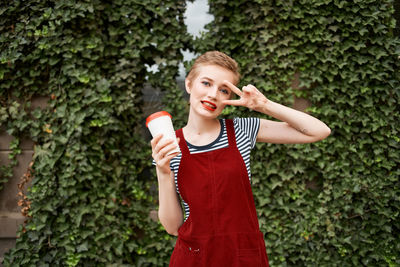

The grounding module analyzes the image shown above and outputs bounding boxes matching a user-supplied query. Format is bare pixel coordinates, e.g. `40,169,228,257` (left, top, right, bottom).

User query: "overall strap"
225,119,237,148
175,128,190,156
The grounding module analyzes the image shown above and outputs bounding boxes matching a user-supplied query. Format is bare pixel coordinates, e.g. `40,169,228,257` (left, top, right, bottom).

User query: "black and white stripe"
155,117,260,221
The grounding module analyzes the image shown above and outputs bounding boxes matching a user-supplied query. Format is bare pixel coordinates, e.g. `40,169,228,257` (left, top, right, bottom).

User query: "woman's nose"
207,86,218,99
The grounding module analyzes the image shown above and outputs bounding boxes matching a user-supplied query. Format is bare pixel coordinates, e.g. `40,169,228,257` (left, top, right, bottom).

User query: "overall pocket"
237,247,262,267
178,238,201,255
170,237,203,267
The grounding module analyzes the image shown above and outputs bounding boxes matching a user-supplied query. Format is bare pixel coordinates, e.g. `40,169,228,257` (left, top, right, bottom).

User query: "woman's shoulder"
231,117,260,127
230,117,260,148
220,117,260,131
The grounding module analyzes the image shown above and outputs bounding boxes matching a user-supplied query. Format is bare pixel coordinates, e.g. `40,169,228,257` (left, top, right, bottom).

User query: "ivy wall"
196,0,400,266
1,0,399,266
1,0,190,266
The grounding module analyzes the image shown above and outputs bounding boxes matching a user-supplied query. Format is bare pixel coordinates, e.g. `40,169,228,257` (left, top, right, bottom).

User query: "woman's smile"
201,100,217,111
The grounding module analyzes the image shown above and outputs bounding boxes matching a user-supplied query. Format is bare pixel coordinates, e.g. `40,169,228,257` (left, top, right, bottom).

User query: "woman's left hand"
222,80,268,112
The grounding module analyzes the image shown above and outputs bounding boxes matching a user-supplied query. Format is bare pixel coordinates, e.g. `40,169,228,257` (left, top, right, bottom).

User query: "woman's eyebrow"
200,77,230,89
200,76,214,81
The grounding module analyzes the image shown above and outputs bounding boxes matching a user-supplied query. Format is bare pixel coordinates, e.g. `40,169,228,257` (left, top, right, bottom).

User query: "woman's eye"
202,81,210,86
220,89,229,94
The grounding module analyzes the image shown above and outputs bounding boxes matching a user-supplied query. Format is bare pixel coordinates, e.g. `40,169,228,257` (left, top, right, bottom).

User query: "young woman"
151,51,331,266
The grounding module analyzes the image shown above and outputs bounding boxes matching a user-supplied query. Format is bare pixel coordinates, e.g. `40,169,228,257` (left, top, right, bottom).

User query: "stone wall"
0,96,48,264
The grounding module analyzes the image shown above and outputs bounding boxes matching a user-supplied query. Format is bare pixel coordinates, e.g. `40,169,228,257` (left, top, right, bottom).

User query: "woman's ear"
185,78,191,94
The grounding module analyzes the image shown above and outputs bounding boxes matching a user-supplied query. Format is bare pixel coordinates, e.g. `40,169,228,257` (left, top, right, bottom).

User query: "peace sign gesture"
222,81,269,112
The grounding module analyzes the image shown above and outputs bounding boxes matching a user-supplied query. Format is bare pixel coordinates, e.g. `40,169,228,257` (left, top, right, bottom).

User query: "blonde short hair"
186,51,240,85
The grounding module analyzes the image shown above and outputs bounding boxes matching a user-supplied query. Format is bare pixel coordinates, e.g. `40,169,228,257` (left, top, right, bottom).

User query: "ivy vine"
195,0,400,266
1,0,191,266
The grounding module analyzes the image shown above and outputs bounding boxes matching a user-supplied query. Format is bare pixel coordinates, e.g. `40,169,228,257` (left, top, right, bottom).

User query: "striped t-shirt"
158,117,260,220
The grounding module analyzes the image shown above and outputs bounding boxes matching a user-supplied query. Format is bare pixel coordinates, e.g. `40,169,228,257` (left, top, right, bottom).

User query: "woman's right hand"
151,134,180,175
151,134,184,235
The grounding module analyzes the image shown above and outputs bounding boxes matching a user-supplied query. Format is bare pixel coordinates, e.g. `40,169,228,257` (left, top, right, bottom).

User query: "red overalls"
170,119,269,267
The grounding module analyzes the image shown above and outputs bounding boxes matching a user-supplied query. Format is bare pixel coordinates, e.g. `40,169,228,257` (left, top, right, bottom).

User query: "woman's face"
185,64,237,118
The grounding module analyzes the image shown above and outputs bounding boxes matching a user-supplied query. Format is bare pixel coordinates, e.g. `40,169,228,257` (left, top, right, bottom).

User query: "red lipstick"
201,100,217,111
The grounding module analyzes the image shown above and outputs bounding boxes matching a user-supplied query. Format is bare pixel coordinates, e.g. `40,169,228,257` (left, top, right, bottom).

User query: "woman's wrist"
156,166,173,180
255,97,272,115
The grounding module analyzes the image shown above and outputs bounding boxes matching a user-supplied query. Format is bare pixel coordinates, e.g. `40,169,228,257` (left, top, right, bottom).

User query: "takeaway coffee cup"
146,111,180,155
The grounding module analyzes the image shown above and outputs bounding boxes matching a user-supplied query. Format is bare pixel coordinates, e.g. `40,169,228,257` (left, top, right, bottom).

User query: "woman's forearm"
157,167,183,236
222,81,330,140
256,99,331,139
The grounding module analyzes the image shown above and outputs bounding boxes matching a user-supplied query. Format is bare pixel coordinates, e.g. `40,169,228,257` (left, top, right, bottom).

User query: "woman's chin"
192,108,221,119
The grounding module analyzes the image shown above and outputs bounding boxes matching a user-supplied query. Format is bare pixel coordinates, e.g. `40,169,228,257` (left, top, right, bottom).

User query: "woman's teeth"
201,101,216,110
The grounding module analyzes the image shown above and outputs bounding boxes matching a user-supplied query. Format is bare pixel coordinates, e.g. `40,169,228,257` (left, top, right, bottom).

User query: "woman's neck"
186,113,219,133
183,111,221,145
